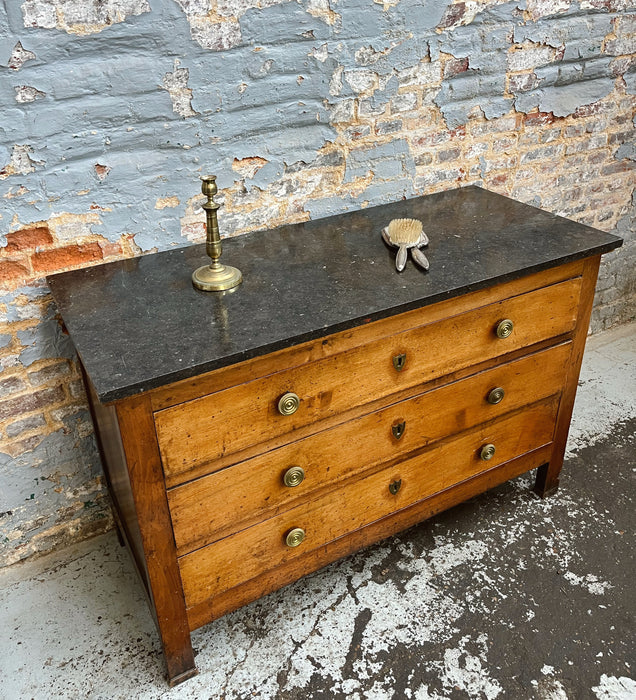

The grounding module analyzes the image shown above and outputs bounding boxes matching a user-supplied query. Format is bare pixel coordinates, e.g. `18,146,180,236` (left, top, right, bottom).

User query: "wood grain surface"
185,444,552,630
168,342,572,554
115,395,197,685
179,396,559,609
156,277,581,482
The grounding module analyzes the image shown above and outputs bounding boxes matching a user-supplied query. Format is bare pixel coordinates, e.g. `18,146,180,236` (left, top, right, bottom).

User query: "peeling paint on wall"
161,59,197,117
21,0,151,34
8,42,36,70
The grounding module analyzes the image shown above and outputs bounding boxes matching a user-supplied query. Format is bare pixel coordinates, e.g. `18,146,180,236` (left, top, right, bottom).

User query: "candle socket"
192,175,242,292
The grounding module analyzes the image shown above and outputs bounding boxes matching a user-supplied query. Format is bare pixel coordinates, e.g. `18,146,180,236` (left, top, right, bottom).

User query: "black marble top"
48,186,622,403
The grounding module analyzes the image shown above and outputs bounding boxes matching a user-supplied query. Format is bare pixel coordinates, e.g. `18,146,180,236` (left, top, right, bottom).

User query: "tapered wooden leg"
116,395,198,685
533,256,601,500
534,462,559,498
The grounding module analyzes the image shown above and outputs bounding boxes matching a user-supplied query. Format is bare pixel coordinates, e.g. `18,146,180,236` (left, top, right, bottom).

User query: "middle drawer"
168,341,571,555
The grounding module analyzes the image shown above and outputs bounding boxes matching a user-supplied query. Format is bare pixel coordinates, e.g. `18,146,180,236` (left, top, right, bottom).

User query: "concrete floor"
1,323,635,700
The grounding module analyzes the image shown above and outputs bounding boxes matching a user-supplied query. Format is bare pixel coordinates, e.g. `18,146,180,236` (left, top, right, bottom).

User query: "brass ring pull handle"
389,479,402,495
392,353,407,372
480,443,496,461
495,319,514,339
392,421,406,440
285,527,306,547
283,466,305,488
487,387,505,405
278,392,300,416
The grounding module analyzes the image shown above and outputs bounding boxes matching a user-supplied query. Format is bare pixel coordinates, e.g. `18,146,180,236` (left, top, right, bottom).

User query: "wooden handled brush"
381,218,429,272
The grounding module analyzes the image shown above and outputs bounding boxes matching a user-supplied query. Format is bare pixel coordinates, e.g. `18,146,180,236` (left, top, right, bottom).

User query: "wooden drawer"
178,396,559,609
156,277,581,483
168,342,572,554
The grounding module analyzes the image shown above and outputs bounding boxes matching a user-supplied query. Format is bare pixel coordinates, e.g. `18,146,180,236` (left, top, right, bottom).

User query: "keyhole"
389,479,402,495
392,353,406,371
392,421,406,440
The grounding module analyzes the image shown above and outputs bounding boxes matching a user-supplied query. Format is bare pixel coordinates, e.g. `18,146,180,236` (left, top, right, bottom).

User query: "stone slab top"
47,186,622,403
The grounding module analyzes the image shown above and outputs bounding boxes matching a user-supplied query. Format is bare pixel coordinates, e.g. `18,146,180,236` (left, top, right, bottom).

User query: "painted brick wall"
0,0,634,567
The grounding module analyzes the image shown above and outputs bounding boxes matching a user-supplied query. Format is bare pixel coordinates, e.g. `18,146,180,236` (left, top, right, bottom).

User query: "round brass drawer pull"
285,527,306,548
480,443,496,461
278,392,300,416
487,387,505,405
495,319,514,339
283,466,305,488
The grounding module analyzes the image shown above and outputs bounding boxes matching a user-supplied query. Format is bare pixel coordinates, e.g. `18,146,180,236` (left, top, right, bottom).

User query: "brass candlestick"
192,175,242,292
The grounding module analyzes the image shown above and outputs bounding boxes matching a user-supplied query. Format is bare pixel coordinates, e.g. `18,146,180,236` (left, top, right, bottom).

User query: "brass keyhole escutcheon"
480,443,496,461
278,392,300,416
487,387,505,405
283,466,305,488
389,479,402,495
392,421,406,440
495,319,514,339
285,527,306,547
392,353,407,372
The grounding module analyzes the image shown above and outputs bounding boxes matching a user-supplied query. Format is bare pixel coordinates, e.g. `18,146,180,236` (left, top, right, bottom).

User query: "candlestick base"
192,263,242,292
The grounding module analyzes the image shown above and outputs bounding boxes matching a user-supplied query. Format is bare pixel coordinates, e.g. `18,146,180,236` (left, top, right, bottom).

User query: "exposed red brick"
438,2,466,28
449,126,467,140
0,385,66,422
413,132,449,149
28,362,70,387
587,151,607,164
601,161,635,175
0,375,28,396
95,163,110,180
0,259,30,284
490,174,510,187
4,226,52,254
444,57,469,78
574,102,603,118
181,223,206,240
524,111,555,126
610,56,635,77
608,130,633,144
509,73,539,93
99,241,123,258
31,243,103,274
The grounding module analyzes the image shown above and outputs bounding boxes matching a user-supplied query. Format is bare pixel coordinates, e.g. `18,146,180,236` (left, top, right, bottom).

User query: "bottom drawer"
179,397,558,609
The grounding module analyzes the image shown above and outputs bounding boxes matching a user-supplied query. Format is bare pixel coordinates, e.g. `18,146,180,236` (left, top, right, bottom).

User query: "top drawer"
155,276,581,483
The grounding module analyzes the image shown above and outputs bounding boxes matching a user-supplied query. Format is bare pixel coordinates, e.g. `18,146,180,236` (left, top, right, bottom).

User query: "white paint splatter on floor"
566,324,636,458
592,675,636,700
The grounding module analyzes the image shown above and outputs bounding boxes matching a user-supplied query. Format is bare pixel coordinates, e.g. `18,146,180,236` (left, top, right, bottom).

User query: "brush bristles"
387,218,423,245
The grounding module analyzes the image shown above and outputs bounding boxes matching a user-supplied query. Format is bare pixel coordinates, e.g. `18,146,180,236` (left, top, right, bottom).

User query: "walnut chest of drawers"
48,186,622,685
